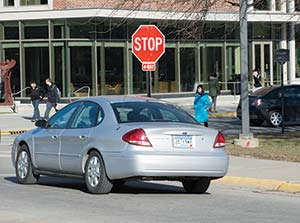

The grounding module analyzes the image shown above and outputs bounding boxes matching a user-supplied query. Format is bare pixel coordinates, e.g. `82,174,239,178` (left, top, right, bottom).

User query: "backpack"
56,87,61,101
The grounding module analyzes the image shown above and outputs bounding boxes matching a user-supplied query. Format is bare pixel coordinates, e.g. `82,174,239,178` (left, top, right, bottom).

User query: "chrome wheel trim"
17,151,29,179
87,156,101,187
270,112,282,126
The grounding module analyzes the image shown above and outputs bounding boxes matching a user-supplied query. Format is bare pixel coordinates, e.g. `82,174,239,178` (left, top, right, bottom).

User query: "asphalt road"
1,145,300,223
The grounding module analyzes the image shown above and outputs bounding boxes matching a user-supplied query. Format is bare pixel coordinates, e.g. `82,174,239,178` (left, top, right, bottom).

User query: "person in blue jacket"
194,84,211,127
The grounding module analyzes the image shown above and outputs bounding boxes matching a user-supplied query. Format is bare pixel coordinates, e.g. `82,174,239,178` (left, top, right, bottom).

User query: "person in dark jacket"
30,81,43,122
44,78,59,120
252,69,263,92
208,73,220,113
194,84,211,127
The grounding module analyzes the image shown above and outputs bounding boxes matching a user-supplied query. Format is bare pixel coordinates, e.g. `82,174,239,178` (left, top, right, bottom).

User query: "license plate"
173,135,194,148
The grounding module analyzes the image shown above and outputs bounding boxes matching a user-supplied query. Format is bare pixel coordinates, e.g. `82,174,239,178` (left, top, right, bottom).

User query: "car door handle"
79,135,87,140
51,135,58,140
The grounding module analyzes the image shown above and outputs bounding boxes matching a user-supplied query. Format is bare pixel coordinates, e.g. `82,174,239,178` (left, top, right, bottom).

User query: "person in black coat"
44,78,59,120
30,81,43,122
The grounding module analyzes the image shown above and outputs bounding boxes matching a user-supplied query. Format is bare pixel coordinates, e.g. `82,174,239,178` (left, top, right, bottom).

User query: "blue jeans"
32,99,40,120
44,102,56,120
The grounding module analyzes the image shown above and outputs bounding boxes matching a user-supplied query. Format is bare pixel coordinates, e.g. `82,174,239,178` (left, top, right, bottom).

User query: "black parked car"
237,85,300,127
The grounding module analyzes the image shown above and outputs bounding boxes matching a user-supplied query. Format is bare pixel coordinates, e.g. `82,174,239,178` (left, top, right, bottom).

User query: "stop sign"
132,25,165,64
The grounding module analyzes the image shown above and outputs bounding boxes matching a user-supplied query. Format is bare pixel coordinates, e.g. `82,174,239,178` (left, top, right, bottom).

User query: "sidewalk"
162,95,240,114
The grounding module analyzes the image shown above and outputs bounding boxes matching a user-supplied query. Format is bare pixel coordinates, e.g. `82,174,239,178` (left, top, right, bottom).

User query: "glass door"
252,41,273,86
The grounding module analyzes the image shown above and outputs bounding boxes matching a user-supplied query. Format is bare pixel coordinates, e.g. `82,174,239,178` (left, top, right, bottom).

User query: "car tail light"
252,98,262,107
122,128,152,147
213,131,225,148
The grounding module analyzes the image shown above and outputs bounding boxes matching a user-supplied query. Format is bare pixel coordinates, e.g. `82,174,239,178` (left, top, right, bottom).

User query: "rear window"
111,102,198,125
251,86,279,96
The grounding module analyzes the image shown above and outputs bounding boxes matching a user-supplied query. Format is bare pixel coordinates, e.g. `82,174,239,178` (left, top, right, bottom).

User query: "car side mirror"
35,119,47,128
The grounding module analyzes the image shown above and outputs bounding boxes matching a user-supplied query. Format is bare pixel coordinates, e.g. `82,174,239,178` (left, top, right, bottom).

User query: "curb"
214,176,300,193
209,112,237,118
0,129,30,136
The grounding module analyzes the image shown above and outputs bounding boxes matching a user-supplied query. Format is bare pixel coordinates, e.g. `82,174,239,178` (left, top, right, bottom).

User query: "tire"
15,145,39,184
84,151,113,194
268,110,282,127
182,178,211,194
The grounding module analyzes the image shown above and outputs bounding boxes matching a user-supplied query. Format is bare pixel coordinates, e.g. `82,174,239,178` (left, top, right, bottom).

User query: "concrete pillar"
270,0,276,11
280,23,288,82
289,22,296,84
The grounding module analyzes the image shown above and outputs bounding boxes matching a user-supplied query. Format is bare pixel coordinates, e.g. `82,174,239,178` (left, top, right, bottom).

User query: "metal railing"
10,86,31,112
68,86,91,103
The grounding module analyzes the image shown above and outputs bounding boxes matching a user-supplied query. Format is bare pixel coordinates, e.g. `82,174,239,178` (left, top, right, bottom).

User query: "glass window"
54,47,63,95
71,102,101,128
69,24,96,39
104,47,124,95
284,87,300,98
203,23,225,40
157,48,177,93
4,0,14,6
25,47,49,92
103,20,127,40
4,26,19,40
24,26,48,39
54,26,63,39
206,46,222,82
70,47,92,96
251,23,272,39
226,23,240,40
226,46,240,88
296,0,300,11
111,102,197,124
180,48,196,92
132,56,146,94
253,0,270,10
266,90,279,99
20,0,48,6
48,102,80,129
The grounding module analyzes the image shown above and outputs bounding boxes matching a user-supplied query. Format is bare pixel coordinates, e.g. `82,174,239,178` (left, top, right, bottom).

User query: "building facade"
0,0,300,98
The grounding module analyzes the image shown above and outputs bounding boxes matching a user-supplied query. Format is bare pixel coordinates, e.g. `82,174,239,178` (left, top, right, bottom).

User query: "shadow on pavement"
4,176,210,195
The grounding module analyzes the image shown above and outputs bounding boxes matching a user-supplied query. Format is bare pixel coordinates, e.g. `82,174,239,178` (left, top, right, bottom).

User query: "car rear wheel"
16,145,39,184
84,151,113,194
269,110,282,127
182,178,211,194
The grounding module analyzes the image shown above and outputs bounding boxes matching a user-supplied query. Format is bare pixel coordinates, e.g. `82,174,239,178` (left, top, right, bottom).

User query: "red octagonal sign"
132,25,165,65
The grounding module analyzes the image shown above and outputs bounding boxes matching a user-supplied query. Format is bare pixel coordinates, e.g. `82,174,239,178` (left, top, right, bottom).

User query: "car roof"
251,85,300,96
76,95,165,104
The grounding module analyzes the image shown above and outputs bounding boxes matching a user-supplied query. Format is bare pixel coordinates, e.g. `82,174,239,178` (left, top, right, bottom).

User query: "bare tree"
62,0,239,40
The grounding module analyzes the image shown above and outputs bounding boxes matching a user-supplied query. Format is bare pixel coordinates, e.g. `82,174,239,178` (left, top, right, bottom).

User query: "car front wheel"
16,145,39,184
269,110,282,127
182,178,211,194
84,151,113,194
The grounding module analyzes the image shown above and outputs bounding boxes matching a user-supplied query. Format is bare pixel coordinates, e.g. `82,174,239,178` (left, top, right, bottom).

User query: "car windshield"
250,86,279,96
111,101,198,125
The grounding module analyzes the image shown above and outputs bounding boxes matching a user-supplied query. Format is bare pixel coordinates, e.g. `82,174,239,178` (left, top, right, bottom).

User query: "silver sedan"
12,96,229,194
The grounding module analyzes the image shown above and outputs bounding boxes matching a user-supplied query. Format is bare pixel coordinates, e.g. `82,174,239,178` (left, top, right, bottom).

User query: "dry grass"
226,131,300,162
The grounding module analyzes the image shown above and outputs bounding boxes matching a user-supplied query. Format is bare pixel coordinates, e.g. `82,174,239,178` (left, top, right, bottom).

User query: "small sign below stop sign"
132,25,165,64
